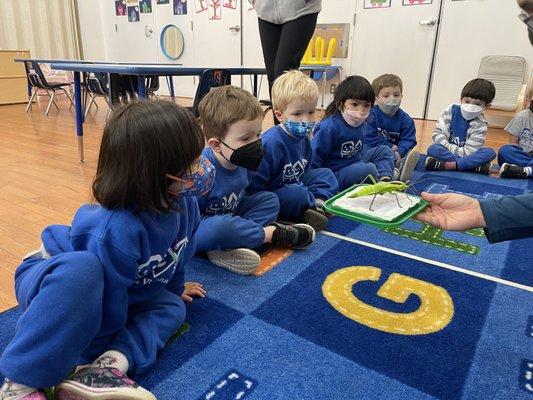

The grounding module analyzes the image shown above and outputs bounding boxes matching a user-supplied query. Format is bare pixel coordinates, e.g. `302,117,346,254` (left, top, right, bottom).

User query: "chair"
84,72,113,118
189,69,231,117
478,55,527,111
24,61,74,116
146,75,160,99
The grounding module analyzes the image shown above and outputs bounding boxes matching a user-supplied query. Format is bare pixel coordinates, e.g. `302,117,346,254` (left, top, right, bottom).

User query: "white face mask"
460,103,484,120
377,99,401,116
341,109,369,127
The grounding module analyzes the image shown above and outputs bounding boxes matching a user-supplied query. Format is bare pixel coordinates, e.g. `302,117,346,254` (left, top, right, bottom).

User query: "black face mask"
220,139,263,171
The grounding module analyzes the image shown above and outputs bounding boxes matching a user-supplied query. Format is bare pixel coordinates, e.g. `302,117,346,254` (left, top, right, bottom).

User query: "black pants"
258,13,319,122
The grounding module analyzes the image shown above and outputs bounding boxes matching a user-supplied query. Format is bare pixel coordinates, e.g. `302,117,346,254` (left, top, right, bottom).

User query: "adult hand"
415,192,486,231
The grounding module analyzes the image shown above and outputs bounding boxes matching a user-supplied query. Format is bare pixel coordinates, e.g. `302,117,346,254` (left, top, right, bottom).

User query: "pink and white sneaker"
0,379,47,400
54,367,155,400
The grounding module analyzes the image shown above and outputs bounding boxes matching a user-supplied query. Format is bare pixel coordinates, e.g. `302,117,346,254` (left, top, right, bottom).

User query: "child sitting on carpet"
195,86,315,275
247,70,338,231
498,98,533,179
0,101,207,400
365,73,420,182
425,78,496,174
311,75,395,191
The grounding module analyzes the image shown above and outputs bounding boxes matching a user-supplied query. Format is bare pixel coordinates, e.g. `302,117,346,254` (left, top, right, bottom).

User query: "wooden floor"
0,97,509,312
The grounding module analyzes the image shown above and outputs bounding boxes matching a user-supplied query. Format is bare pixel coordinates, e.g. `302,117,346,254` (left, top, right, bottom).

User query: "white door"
426,0,532,120
351,0,441,118
101,0,158,62
191,0,242,87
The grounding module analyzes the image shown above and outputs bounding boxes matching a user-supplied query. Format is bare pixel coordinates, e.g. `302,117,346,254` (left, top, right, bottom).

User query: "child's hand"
182,282,206,303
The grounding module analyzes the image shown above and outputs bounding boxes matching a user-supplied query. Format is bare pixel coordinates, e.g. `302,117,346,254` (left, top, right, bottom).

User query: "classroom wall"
76,0,532,118
76,0,106,60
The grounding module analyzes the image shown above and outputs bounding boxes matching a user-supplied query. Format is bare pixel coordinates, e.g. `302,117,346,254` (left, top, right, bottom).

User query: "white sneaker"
399,149,420,182
207,248,261,275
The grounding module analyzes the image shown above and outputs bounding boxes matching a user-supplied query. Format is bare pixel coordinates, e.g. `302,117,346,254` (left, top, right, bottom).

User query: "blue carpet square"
252,240,497,400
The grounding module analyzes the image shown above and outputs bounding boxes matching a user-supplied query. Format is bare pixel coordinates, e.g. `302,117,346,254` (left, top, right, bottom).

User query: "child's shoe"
398,149,420,182
424,156,446,171
207,248,261,275
271,222,315,249
54,367,156,400
301,206,328,231
499,163,527,179
474,162,491,175
0,380,46,400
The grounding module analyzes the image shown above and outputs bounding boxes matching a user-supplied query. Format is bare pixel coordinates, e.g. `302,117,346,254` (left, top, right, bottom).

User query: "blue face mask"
167,156,216,197
283,119,316,140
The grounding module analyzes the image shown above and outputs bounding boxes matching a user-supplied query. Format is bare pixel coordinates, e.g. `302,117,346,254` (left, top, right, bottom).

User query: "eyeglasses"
519,11,533,33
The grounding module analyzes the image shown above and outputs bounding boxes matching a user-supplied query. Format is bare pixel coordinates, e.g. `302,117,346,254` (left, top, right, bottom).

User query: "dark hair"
92,100,205,213
325,75,375,117
460,78,496,104
372,74,403,96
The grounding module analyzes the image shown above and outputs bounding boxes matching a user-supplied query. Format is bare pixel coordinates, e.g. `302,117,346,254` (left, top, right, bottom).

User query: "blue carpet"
1,234,531,399
326,160,533,287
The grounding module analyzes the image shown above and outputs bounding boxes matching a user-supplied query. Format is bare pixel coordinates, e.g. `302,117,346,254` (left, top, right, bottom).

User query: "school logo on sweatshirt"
135,237,189,286
206,192,241,215
520,128,533,153
340,140,362,158
282,159,308,182
377,128,400,144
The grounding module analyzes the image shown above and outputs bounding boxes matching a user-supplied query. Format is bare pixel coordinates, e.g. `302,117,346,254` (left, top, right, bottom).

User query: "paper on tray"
333,191,421,221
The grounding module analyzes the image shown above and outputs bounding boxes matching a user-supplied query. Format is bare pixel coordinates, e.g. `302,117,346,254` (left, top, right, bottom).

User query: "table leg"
253,74,258,97
73,71,84,163
138,75,147,99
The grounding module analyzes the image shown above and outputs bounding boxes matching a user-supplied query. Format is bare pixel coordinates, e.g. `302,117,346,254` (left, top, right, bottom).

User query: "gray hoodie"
255,0,322,24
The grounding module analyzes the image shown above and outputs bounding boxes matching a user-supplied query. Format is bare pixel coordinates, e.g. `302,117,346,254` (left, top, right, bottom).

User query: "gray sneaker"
207,248,261,275
399,149,420,182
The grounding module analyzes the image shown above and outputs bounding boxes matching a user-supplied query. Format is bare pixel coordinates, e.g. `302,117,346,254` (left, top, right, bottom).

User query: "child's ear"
274,110,284,122
207,137,222,153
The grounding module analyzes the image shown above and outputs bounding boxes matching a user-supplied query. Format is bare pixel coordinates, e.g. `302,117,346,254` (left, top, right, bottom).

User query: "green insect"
347,175,413,211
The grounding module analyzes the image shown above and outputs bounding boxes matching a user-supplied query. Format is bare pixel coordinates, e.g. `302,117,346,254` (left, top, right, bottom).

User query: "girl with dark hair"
0,101,210,400
311,75,395,191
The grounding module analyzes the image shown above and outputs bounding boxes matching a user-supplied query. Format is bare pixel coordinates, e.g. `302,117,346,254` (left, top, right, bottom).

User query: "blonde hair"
372,74,403,96
198,85,264,140
271,70,319,112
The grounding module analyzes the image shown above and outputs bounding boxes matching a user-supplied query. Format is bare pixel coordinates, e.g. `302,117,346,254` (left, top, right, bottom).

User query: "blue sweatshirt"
197,147,249,216
248,125,312,192
311,113,365,172
40,196,199,338
365,105,417,157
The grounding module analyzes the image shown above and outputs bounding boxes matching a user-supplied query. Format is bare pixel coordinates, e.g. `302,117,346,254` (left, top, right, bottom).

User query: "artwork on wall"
208,0,222,20
174,0,187,14
128,5,140,21
223,0,237,9
127,0,139,4
156,0,170,4
115,0,127,15
402,0,433,5
363,0,391,9
194,0,208,13
140,0,152,13
247,0,254,11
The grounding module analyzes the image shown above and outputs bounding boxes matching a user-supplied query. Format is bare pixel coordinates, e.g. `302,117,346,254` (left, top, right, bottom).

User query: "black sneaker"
271,223,315,249
499,163,527,179
302,206,328,231
425,156,446,171
474,162,491,175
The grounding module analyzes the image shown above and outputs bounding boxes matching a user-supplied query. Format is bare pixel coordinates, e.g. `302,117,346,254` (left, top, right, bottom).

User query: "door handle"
229,25,241,32
419,17,437,27
145,25,154,38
